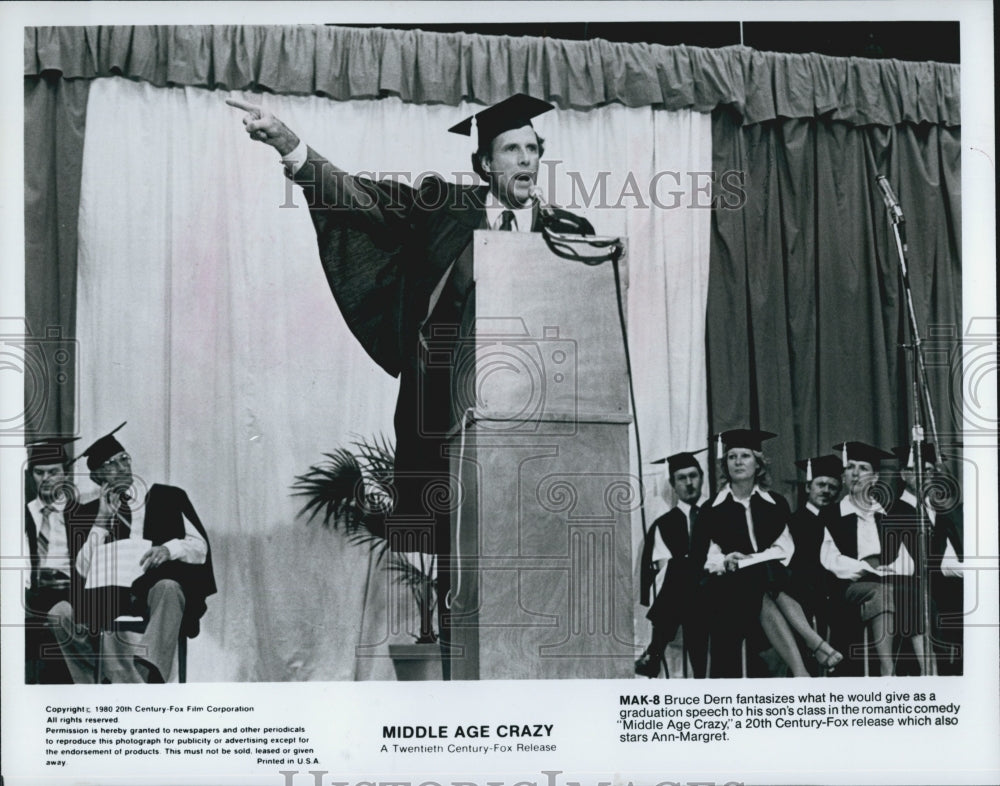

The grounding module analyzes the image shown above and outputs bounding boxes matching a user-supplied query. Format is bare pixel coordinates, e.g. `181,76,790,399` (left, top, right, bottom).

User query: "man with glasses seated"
68,423,216,683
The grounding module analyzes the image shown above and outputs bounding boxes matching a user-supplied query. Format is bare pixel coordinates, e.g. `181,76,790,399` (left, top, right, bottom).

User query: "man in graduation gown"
23,438,92,683
635,449,709,678
819,441,906,676
786,454,843,625
886,442,964,675
227,95,595,566
68,424,216,683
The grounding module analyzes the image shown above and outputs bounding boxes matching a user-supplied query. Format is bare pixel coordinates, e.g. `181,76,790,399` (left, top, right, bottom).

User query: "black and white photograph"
1,2,997,785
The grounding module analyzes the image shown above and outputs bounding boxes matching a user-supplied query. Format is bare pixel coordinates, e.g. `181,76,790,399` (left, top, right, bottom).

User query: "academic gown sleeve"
291,148,429,378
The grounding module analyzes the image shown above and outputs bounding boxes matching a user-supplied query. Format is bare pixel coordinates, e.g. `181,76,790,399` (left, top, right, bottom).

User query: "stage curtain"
26,25,958,123
23,75,90,437
707,111,962,500
73,76,711,680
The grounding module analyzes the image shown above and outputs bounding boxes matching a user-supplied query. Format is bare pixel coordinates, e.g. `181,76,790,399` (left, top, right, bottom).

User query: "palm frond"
292,433,438,641
290,448,365,530
352,433,396,498
386,557,437,594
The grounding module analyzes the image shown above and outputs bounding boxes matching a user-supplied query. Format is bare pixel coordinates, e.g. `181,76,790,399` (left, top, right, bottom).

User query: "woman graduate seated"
692,429,841,677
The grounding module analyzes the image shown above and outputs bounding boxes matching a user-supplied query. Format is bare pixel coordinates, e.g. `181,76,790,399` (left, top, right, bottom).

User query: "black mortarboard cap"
448,94,554,149
713,429,777,458
651,448,708,475
26,437,80,468
795,454,843,482
891,442,939,468
832,440,894,470
81,422,127,471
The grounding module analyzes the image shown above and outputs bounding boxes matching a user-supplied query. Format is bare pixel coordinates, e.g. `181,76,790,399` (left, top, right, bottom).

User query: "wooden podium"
443,232,635,679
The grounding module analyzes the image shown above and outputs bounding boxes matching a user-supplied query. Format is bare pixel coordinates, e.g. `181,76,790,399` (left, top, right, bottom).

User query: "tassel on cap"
841,442,848,468
716,433,723,460
796,455,842,482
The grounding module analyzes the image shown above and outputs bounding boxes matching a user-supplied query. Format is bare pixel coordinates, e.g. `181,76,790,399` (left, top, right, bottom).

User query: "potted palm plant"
291,435,440,680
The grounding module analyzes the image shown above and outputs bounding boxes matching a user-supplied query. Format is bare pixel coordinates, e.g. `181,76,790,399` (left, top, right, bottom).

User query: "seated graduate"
693,429,840,677
68,423,216,683
23,437,93,683
886,442,964,676
819,441,907,676
635,449,710,679
786,455,844,660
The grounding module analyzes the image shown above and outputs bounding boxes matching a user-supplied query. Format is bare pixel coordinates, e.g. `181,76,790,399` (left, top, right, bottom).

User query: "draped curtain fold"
23,75,89,437
708,111,962,499
26,25,959,123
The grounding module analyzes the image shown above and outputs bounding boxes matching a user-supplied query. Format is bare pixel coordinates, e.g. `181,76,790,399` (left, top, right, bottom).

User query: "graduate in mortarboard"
67,423,216,683
23,437,91,683
692,429,843,677
635,449,710,678
884,443,963,675
784,455,843,660
225,94,594,577
819,440,906,676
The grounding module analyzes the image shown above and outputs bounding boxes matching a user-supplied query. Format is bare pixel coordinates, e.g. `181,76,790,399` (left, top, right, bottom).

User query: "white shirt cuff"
282,140,308,176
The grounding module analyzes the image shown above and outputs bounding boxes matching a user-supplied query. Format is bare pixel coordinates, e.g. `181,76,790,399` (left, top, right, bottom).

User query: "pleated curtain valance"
25,24,959,127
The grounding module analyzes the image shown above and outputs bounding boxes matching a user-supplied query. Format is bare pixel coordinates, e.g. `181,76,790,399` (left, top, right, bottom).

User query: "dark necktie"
686,504,699,553
498,210,515,231
37,506,53,558
109,499,132,543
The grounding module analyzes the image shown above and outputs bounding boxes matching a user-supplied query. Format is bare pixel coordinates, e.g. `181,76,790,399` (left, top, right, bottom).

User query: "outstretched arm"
226,96,407,225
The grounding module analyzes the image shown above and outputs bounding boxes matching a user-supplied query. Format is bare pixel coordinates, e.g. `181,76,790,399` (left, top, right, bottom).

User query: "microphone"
529,185,556,221
875,175,905,223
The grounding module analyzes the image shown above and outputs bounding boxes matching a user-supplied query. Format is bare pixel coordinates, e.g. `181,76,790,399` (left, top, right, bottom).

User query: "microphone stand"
883,184,939,676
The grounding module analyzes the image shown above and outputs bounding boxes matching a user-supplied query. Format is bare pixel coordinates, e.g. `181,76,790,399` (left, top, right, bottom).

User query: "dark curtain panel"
23,75,90,439
708,110,961,500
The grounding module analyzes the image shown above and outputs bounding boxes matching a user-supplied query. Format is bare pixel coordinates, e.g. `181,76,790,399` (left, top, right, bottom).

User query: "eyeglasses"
101,452,132,468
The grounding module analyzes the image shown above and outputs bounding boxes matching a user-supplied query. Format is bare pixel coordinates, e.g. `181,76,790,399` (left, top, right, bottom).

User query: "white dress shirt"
282,140,309,176
820,495,913,580
650,499,698,594
27,497,71,575
76,500,207,578
704,486,794,574
483,194,534,232
898,489,962,578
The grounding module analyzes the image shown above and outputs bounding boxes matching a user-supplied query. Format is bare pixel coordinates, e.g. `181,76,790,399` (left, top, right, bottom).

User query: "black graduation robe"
68,484,216,638
291,150,594,549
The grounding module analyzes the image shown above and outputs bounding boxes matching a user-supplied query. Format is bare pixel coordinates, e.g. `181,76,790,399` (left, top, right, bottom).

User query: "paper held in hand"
736,551,783,569
859,561,903,577
84,539,152,589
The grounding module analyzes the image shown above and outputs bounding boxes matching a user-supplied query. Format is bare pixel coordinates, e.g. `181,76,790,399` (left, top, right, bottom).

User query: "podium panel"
445,232,635,679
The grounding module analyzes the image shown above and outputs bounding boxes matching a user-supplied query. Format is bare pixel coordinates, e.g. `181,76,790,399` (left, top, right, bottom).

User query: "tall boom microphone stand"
877,174,940,675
